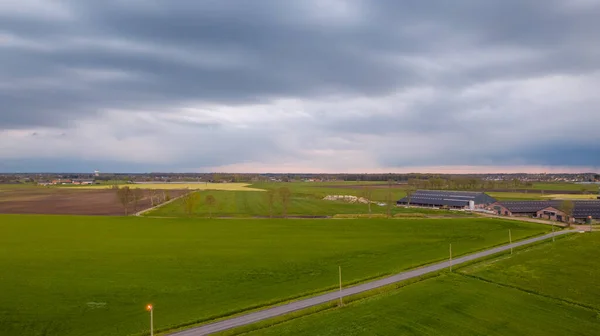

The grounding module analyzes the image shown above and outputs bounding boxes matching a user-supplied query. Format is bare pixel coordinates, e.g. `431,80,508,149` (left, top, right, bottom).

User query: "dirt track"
0,188,187,216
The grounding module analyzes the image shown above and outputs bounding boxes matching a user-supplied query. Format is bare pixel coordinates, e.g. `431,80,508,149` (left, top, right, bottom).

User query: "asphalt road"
169,230,574,336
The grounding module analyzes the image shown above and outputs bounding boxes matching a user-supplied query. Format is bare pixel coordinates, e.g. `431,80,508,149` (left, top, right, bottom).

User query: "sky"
1,0,600,173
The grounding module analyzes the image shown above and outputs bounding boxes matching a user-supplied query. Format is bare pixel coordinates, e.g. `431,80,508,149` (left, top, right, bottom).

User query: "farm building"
51,179,72,185
488,200,600,223
72,179,95,185
489,201,560,217
397,190,497,210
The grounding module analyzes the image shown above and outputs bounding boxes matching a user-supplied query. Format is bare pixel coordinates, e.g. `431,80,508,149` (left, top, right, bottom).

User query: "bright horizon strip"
202,164,600,175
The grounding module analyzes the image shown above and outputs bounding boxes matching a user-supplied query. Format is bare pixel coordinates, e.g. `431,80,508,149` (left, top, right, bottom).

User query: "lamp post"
146,304,154,336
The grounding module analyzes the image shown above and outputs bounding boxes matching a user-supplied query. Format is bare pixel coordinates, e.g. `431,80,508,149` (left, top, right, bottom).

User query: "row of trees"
114,186,148,215
558,200,574,226
358,181,410,218
182,192,217,217
115,186,295,218
180,187,293,218
406,178,534,191
264,187,292,218
114,186,173,215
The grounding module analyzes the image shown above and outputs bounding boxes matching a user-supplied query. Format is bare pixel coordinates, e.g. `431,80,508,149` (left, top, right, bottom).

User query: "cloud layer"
2,0,600,173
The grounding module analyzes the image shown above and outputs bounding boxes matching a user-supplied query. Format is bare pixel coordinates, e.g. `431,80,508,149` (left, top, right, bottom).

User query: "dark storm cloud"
1,0,600,171
1,0,416,128
2,0,595,127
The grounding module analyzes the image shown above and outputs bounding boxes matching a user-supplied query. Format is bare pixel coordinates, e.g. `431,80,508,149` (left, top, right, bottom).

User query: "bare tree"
149,189,161,206
116,186,134,215
386,180,394,218
182,191,199,216
264,189,276,218
149,189,156,206
205,194,217,218
405,186,417,207
278,187,292,218
360,187,373,217
559,200,574,226
132,188,145,213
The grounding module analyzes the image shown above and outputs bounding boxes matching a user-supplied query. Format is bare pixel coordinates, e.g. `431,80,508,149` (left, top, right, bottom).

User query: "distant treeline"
405,177,533,190
1,172,599,185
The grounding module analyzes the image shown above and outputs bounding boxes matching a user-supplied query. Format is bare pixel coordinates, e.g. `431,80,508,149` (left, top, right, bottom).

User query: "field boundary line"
135,191,193,217
457,273,600,312
166,230,574,336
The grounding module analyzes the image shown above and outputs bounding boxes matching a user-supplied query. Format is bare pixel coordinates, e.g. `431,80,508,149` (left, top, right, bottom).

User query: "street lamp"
146,304,154,336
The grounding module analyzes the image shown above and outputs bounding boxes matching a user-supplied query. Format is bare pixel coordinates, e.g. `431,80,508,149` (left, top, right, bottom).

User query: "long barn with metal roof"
572,201,600,219
397,190,497,209
488,200,600,223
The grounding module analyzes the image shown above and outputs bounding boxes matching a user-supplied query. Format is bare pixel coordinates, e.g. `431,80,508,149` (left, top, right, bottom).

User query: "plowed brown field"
0,187,187,215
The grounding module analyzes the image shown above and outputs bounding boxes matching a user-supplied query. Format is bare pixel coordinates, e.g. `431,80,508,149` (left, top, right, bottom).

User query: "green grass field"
149,183,561,218
461,232,600,309
0,215,548,336
243,274,600,336
532,182,599,192
487,192,545,201
146,189,466,218
541,194,599,200
251,182,408,202
241,233,600,336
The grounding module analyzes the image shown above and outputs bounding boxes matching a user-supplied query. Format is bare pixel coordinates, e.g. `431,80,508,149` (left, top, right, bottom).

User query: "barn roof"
496,200,600,219
498,201,561,213
397,190,496,207
572,201,600,219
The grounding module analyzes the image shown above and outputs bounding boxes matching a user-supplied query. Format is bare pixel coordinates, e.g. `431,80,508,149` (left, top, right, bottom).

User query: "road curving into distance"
169,230,574,336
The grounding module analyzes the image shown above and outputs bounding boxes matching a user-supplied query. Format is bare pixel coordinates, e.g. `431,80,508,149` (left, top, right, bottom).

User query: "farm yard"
238,233,600,336
0,215,549,336
0,186,187,216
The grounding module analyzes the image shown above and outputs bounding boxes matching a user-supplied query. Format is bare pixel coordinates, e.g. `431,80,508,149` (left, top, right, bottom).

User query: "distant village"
37,178,98,186
1,172,600,185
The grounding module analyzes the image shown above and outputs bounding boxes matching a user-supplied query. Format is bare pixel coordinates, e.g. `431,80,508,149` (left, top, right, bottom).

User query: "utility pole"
509,229,513,255
449,243,452,272
338,266,343,307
